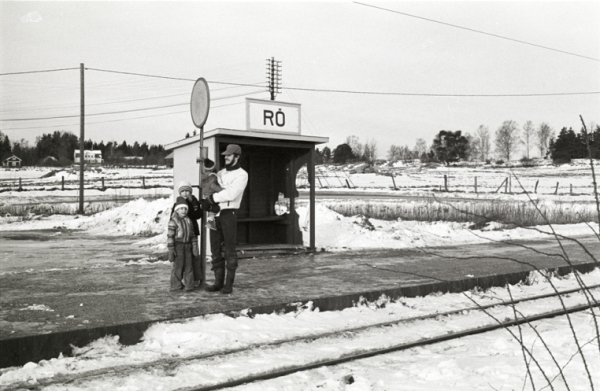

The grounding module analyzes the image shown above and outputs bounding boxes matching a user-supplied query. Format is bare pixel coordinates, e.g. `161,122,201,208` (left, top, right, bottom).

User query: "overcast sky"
1,1,599,158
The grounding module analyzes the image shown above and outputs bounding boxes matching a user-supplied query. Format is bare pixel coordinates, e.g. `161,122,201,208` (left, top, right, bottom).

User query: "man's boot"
205,269,225,292
220,269,236,294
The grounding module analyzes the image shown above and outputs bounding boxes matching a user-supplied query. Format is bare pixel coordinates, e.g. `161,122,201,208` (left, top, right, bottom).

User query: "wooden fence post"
505,177,508,193
495,178,507,193
316,175,323,188
554,182,559,195
391,175,397,190
444,175,448,192
474,177,477,193
142,176,146,189
62,176,64,191
102,177,105,190
570,183,573,195
534,180,539,193
345,179,351,189
18,177,22,191
509,176,512,193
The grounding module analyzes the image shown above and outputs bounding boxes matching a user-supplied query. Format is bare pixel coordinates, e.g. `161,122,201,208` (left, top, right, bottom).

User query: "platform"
1,235,598,368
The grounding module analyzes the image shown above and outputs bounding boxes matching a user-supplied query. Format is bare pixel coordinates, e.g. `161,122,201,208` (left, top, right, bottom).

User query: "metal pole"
309,147,316,251
198,127,206,288
79,63,85,214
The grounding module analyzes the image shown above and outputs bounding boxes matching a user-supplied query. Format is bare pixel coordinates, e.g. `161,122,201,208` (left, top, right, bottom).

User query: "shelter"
2,155,22,168
165,128,328,252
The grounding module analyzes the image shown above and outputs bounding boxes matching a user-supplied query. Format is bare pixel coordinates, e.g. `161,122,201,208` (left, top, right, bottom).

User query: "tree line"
0,130,168,166
317,120,599,166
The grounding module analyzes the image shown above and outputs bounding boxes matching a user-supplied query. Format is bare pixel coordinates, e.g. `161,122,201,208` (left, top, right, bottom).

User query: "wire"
0,68,79,76
1,92,263,129
86,67,267,88
282,86,600,97
0,89,266,122
354,2,600,62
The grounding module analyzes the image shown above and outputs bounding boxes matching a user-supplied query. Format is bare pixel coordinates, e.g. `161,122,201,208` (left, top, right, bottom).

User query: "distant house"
2,155,22,168
74,150,103,164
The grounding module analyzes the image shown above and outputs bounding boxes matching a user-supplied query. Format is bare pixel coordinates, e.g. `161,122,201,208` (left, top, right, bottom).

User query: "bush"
520,157,535,167
495,159,505,165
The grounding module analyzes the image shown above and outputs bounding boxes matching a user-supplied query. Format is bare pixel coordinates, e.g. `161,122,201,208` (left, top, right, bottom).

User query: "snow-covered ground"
1,162,599,390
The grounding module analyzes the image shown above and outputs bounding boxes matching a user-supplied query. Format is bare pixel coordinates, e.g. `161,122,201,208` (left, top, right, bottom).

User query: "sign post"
191,78,210,288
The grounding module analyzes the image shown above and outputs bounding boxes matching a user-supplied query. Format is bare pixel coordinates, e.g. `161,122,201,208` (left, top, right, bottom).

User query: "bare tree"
521,120,535,159
536,122,554,158
474,125,491,161
495,120,520,162
414,138,428,157
363,138,378,164
345,135,363,160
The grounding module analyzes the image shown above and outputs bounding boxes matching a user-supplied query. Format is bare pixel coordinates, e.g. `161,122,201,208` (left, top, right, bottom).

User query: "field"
0,160,598,227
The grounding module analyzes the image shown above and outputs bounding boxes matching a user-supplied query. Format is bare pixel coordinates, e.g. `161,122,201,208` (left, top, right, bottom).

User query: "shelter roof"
165,128,328,151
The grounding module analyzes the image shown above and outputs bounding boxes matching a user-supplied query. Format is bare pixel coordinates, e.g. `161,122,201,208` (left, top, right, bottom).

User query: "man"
204,144,248,294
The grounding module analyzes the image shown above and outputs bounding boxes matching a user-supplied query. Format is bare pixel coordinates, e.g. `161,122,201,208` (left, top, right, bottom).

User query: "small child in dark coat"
201,158,223,230
168,197,199,291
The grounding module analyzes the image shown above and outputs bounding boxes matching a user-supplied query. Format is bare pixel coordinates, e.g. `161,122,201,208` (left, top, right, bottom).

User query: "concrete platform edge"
1,261,597,369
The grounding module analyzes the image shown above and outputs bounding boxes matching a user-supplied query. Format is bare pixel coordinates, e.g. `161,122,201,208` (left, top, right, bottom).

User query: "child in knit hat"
201,158,223,230
171,180,203,287
167,196,198,291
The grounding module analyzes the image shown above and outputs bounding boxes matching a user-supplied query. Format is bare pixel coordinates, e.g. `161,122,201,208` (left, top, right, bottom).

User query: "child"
167,196,199,291
171,181,203,287
201,158,223,230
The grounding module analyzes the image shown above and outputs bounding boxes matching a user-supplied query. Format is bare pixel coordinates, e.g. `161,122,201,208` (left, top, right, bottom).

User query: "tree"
322,146,331,163
495,120,520,162
362,138,377,164
414,138,428,157
431,130,469,165
464,132,476,161
521,120,535,159
332,143,354,164
387,145,402,162
345,135,362,161
0,131,11,160
536,122,554,158
473,125,491,161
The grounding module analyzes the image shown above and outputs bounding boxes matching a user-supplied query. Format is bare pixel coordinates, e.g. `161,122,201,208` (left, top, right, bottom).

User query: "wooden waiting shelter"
165,98,328,254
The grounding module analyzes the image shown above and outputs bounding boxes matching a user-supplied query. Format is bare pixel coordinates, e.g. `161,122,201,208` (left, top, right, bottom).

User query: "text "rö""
263,109,285,127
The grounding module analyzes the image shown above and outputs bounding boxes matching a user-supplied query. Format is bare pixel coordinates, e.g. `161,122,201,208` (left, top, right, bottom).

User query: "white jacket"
213,167,248,210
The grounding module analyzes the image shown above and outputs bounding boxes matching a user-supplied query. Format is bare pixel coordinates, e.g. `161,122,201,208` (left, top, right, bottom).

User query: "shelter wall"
172,137,216,199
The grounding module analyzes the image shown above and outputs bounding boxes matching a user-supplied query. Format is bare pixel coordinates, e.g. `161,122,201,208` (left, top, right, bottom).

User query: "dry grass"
323,199,599,226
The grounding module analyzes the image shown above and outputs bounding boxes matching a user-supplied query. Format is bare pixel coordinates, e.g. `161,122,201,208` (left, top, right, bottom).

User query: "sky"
1,1,599,158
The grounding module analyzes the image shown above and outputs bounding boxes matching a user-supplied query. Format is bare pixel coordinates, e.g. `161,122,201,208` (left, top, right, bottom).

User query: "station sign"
246,98,301,135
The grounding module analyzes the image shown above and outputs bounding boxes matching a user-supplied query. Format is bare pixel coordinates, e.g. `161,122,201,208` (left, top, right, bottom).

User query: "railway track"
3,283,599,391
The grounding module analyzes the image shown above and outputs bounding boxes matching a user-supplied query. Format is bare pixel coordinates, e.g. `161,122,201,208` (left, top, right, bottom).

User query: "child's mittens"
168,247,176,262
192,241,199,257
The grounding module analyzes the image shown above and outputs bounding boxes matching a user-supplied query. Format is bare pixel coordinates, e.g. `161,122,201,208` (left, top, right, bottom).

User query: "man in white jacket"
204,144,248,294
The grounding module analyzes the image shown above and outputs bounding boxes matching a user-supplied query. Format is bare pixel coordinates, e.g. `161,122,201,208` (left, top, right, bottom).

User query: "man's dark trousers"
209,209,238,271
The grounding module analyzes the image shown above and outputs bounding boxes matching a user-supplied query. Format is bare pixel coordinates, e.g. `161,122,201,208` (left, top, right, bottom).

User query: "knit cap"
178,181,193,194
174,196,189,212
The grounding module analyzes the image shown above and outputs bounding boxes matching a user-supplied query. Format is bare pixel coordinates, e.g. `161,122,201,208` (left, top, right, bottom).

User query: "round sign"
191,78,210,128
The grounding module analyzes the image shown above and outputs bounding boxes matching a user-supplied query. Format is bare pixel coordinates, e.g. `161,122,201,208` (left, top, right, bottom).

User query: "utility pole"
266,57,281,101
79,63,85,214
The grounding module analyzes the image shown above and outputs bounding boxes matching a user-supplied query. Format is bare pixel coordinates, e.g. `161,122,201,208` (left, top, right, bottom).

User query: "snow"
1,163,599,390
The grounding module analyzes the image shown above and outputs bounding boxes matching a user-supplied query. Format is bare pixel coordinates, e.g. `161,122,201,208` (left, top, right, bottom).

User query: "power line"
354,2,600,62
283,86,600,97
0,90,265,124
1,101,247,131
86,67,268,88
0,68,79,76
